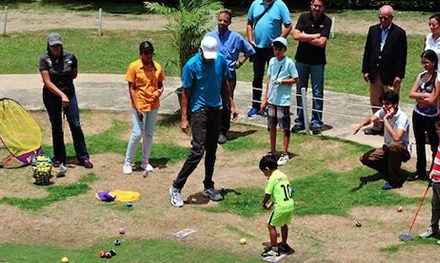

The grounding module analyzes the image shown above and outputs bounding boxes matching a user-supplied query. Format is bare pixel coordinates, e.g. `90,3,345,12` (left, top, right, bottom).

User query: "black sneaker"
278,242,295,254
407,173,428,181
261,247,280,257
218,133,227,144
82,159,94,169
311,126,322,135
257,109,267,117
291,124,305,133
52,160,61,168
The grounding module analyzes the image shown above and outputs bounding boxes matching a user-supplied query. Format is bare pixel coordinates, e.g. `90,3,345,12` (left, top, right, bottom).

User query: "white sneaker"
122,162,132,174
419,226,434,239
145,164,154,172
277,154,289,166
169,186,184,207
59,163,67,173
55,163,67,177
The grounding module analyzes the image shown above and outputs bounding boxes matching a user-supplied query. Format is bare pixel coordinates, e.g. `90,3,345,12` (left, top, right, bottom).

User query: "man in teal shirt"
169,36,238,207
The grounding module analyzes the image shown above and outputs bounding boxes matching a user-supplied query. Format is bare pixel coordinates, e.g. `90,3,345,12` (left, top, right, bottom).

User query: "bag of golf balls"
31,154,53,185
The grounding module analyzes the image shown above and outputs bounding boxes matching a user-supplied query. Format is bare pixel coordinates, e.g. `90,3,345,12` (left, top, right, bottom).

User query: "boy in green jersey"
259,155,295,257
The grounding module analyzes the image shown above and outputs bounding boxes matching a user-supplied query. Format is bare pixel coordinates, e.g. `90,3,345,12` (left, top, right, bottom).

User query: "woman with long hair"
408,49,440,181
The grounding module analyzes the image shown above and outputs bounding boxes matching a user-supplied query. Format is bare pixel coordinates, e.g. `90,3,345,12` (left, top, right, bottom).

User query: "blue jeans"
124,108,158,167
294,62,325,128
43,89,89,163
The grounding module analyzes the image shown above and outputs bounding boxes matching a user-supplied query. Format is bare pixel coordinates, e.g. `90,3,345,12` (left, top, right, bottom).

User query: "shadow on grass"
133,157,171,170
380,236,440,254
158,113,181,127
227,129,257,141
185,192,210,205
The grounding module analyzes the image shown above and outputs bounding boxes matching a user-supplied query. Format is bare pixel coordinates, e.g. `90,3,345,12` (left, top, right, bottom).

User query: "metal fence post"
98,8,102,37
2,6,8,36
301,87,310,135
330,16,335,38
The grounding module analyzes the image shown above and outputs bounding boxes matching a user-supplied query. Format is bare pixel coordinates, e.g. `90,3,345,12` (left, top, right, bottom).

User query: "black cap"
139,41,154,54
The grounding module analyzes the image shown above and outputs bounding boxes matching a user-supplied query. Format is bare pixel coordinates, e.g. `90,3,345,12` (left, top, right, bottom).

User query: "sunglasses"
50,44,61,48
379,16,391,21
141,50,154,55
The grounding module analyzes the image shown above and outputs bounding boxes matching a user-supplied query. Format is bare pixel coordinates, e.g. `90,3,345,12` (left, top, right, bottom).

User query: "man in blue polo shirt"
207,10,255,144
291,0,331,135
246,0,292,117
169,36,238,208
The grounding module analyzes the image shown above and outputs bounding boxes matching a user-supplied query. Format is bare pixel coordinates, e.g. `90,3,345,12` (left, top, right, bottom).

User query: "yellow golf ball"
61,257,68,263
240,238,246,245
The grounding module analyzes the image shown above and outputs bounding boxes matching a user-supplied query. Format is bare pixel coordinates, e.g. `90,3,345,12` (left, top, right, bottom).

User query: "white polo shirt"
374,107,410,148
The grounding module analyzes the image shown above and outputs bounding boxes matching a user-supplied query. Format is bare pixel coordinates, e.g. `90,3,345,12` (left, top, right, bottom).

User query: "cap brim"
49,40,63,46
202,51,217,60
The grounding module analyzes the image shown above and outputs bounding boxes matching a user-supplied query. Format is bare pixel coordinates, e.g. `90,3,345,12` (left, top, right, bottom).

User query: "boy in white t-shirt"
261,37,299,166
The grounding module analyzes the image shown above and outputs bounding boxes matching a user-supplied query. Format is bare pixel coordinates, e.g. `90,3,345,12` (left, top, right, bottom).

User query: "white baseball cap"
273,37,288,48
200,36,218,60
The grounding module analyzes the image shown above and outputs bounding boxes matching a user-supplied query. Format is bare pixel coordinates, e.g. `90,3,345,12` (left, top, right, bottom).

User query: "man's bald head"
379,5,394,27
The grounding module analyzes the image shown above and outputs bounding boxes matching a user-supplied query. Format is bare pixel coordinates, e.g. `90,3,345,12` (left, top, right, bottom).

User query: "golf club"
399,183,431,241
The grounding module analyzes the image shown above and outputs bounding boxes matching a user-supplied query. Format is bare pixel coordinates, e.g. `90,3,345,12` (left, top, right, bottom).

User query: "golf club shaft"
408,184,431,232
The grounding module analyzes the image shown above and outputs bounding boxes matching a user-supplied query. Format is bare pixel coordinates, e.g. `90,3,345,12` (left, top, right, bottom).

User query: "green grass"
0,173,96,210
380,237,439,254
323,33,424,104
0,29,179,76
0,239,258,263
208,167,420,218
0,29,423,104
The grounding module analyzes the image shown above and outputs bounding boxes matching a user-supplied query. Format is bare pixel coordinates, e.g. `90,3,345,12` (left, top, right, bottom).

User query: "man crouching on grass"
352,91,411,190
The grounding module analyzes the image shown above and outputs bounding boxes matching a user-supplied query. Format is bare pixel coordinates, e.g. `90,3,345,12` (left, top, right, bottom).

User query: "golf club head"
399,232,413,241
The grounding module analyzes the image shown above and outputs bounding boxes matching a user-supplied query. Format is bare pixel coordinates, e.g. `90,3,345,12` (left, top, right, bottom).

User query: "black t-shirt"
39,51,77,98
294,12,331,65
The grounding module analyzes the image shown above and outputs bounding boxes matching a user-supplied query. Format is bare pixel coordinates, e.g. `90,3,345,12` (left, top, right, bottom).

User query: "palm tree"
145,0,223,74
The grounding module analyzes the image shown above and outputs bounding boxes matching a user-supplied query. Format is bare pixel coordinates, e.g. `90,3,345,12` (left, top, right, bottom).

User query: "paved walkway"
0,73,419,156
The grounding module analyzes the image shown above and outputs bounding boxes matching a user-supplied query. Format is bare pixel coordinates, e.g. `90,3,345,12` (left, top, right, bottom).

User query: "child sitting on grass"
259,155,295,257
260,37,298,166
419,120,440,240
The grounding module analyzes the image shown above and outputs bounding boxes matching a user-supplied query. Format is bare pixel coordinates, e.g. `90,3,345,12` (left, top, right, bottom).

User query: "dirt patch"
0,110,437,262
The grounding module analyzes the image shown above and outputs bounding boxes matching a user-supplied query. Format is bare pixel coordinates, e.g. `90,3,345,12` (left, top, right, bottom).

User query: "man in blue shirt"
207,10,255,144
169,36,238,208
291,0,331,135
246,0,292,117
